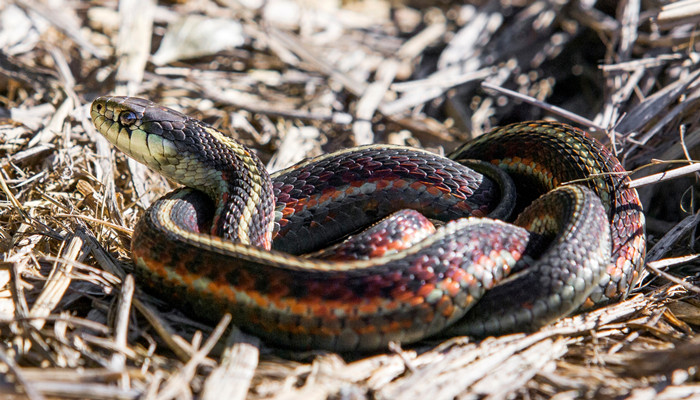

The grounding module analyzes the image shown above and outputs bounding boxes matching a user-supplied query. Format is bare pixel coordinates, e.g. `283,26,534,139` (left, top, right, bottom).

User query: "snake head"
91,96,186,170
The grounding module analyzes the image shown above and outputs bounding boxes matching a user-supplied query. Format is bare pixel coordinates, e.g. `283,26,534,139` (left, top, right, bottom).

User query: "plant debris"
1,0,700,399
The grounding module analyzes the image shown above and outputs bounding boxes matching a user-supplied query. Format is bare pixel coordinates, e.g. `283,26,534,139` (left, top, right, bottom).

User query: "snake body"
91,96,646,352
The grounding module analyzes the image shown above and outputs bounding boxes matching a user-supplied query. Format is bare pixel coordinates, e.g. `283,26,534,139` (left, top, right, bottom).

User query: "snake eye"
120,111,137,126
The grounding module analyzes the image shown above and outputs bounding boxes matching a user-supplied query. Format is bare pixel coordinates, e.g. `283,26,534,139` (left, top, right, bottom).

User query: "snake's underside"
91,96,646,352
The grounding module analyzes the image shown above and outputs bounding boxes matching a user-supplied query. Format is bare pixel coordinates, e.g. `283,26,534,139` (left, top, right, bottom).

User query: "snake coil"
91,96,646,352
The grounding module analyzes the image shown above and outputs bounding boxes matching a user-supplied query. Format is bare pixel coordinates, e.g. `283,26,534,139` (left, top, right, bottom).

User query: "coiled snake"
91,96,646,352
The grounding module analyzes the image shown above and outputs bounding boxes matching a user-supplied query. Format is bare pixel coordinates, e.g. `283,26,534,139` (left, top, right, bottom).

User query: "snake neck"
160,117,277,249
210,150,276,250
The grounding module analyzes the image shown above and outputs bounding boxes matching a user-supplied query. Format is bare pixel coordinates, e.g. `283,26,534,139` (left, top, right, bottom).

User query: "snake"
90,96,646,352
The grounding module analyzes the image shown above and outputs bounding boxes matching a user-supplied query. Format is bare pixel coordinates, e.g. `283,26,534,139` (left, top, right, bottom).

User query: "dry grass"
1,0,700,399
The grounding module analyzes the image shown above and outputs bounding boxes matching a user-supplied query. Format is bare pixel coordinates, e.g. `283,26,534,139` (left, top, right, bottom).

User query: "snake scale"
91,96,646,352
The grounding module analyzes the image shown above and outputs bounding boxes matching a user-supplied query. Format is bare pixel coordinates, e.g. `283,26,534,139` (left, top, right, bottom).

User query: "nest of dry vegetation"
1,0,700,398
